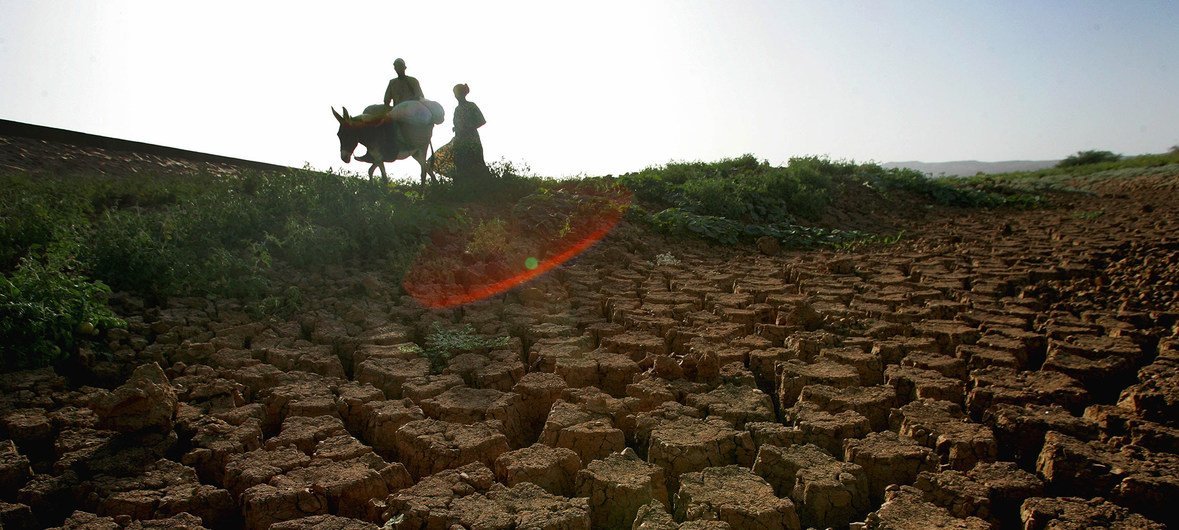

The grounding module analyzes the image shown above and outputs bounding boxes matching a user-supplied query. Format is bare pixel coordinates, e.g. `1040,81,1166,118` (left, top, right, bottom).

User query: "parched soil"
2,135,1178,529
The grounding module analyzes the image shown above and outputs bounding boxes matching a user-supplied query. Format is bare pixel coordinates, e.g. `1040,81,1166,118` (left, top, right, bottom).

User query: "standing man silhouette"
384,58,424,107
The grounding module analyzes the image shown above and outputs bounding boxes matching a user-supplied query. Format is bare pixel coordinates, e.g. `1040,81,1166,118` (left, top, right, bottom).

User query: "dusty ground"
2,134,1178,529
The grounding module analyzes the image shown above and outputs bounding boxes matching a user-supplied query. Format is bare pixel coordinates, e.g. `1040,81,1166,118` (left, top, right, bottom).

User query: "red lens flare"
402,183,631,308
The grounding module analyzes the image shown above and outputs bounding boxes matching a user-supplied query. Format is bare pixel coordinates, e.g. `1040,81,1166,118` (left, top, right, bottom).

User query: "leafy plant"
653,252,681,266
466,218,510,258
1,255,125,369
1057,150,1122,168
421,323,510,373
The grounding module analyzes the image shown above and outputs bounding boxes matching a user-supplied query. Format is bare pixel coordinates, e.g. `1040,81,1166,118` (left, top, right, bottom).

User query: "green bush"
1057,150,1122,168
621,154,839,223
422,323,510,373
1,255,125,369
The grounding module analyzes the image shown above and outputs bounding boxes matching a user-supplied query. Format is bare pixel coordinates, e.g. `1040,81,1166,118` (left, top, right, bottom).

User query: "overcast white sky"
2,1,1177,180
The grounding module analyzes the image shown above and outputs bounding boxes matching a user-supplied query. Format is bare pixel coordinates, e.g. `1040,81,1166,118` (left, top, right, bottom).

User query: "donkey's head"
331,107,359,163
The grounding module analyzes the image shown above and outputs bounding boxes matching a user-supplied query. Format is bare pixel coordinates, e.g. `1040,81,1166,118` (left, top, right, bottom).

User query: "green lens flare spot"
524,257,539,270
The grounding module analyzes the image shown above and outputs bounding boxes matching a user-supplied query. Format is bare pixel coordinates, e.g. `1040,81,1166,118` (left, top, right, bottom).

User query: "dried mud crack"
2,137,1178,529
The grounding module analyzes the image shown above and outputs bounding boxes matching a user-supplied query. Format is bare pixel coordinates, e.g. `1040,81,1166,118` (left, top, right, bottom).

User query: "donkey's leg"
368,163,377,179
414,150,429,187
378,162,388,183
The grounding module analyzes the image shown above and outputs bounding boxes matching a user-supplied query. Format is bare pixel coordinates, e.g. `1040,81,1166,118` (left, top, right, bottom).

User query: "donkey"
332,105,435,185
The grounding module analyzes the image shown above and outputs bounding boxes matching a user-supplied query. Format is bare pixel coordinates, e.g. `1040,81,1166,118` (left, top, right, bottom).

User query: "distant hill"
882,159,1059,177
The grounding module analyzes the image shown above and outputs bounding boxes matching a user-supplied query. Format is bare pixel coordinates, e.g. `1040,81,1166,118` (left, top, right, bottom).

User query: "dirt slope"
2,133,1178,529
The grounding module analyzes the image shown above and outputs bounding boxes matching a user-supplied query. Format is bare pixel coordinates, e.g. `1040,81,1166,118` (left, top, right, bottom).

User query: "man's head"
453,83,470,99
394,58,406,76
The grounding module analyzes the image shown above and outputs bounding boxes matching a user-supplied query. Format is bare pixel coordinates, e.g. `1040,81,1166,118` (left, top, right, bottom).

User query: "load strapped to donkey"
331,99,445,184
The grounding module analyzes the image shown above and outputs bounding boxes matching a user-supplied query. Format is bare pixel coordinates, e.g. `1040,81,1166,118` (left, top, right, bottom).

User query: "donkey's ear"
342,107,351,120
331,107,344,122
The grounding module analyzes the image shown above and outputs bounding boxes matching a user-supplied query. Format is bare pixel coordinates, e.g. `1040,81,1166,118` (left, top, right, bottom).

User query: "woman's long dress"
452,100,490,181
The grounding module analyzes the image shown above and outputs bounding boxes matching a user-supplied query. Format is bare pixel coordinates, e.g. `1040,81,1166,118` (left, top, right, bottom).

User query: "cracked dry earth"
3,164,1179,528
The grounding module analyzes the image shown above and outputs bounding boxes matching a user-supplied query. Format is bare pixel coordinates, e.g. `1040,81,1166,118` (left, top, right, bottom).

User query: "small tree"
1056,150,1121,168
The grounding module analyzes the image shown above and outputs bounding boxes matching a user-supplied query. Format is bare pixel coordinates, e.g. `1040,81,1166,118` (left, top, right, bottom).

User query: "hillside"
882,159,1059,177
2,124,1178,529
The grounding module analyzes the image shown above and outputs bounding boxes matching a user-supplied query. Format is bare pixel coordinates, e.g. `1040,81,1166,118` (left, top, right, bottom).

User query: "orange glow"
402,184,630,309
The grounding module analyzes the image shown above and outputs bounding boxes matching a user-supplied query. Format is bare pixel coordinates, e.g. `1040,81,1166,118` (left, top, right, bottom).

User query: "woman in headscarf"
450,83,491,182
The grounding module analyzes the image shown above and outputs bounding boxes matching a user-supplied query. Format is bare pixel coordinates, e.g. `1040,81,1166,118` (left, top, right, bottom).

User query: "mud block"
872,337,940,365
777,360,861,408
538,400,625,464
0,440,32,498
675,466,801,530
843,431,938,505
1020,496,1165,530
241,483,329,530
913,320,981,354
257,379,343,433
400,374,464,403
264,346,346,379
965,461,1045,527
359,399,425,457
752,444,869,529
355,357,431,400
575,448,668,529
269,456,409,521
494,443,582,497
17,471,81,524
797,384,896,432
180,415,263,485
264,415,349,455
818,346,885,385
980,403,1096,466
646,417,754,488
885,365,964,406
672,323,745,354
913,462,1044,527
632,500,687,530
602,331,668,361
393,419,509,480
745,421,804,452
380,463,496,527
224,446,311,498
685,384,775,428
3,408,54,450
783,331,839,363
333,382,385,435
1042,335,1143,399
901,351,968,380
749,348,794,388
0,501,35,530
863,485,990,530
269,515,378,529
1085,404,1179,454
594,350,643,397
966,367,1090,416
553,354,599,390
956,345,1023,372
419,387,527,448
512,372,567,444
87,458,234,527
1119,358,1179,425
911,469,994,523
978,327,1046,366
351,343,420,374
891,398,998,471
1035,431,1179,526
626,377,677,412
786,403,871,457
455,482,591,528
718,361,757,387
